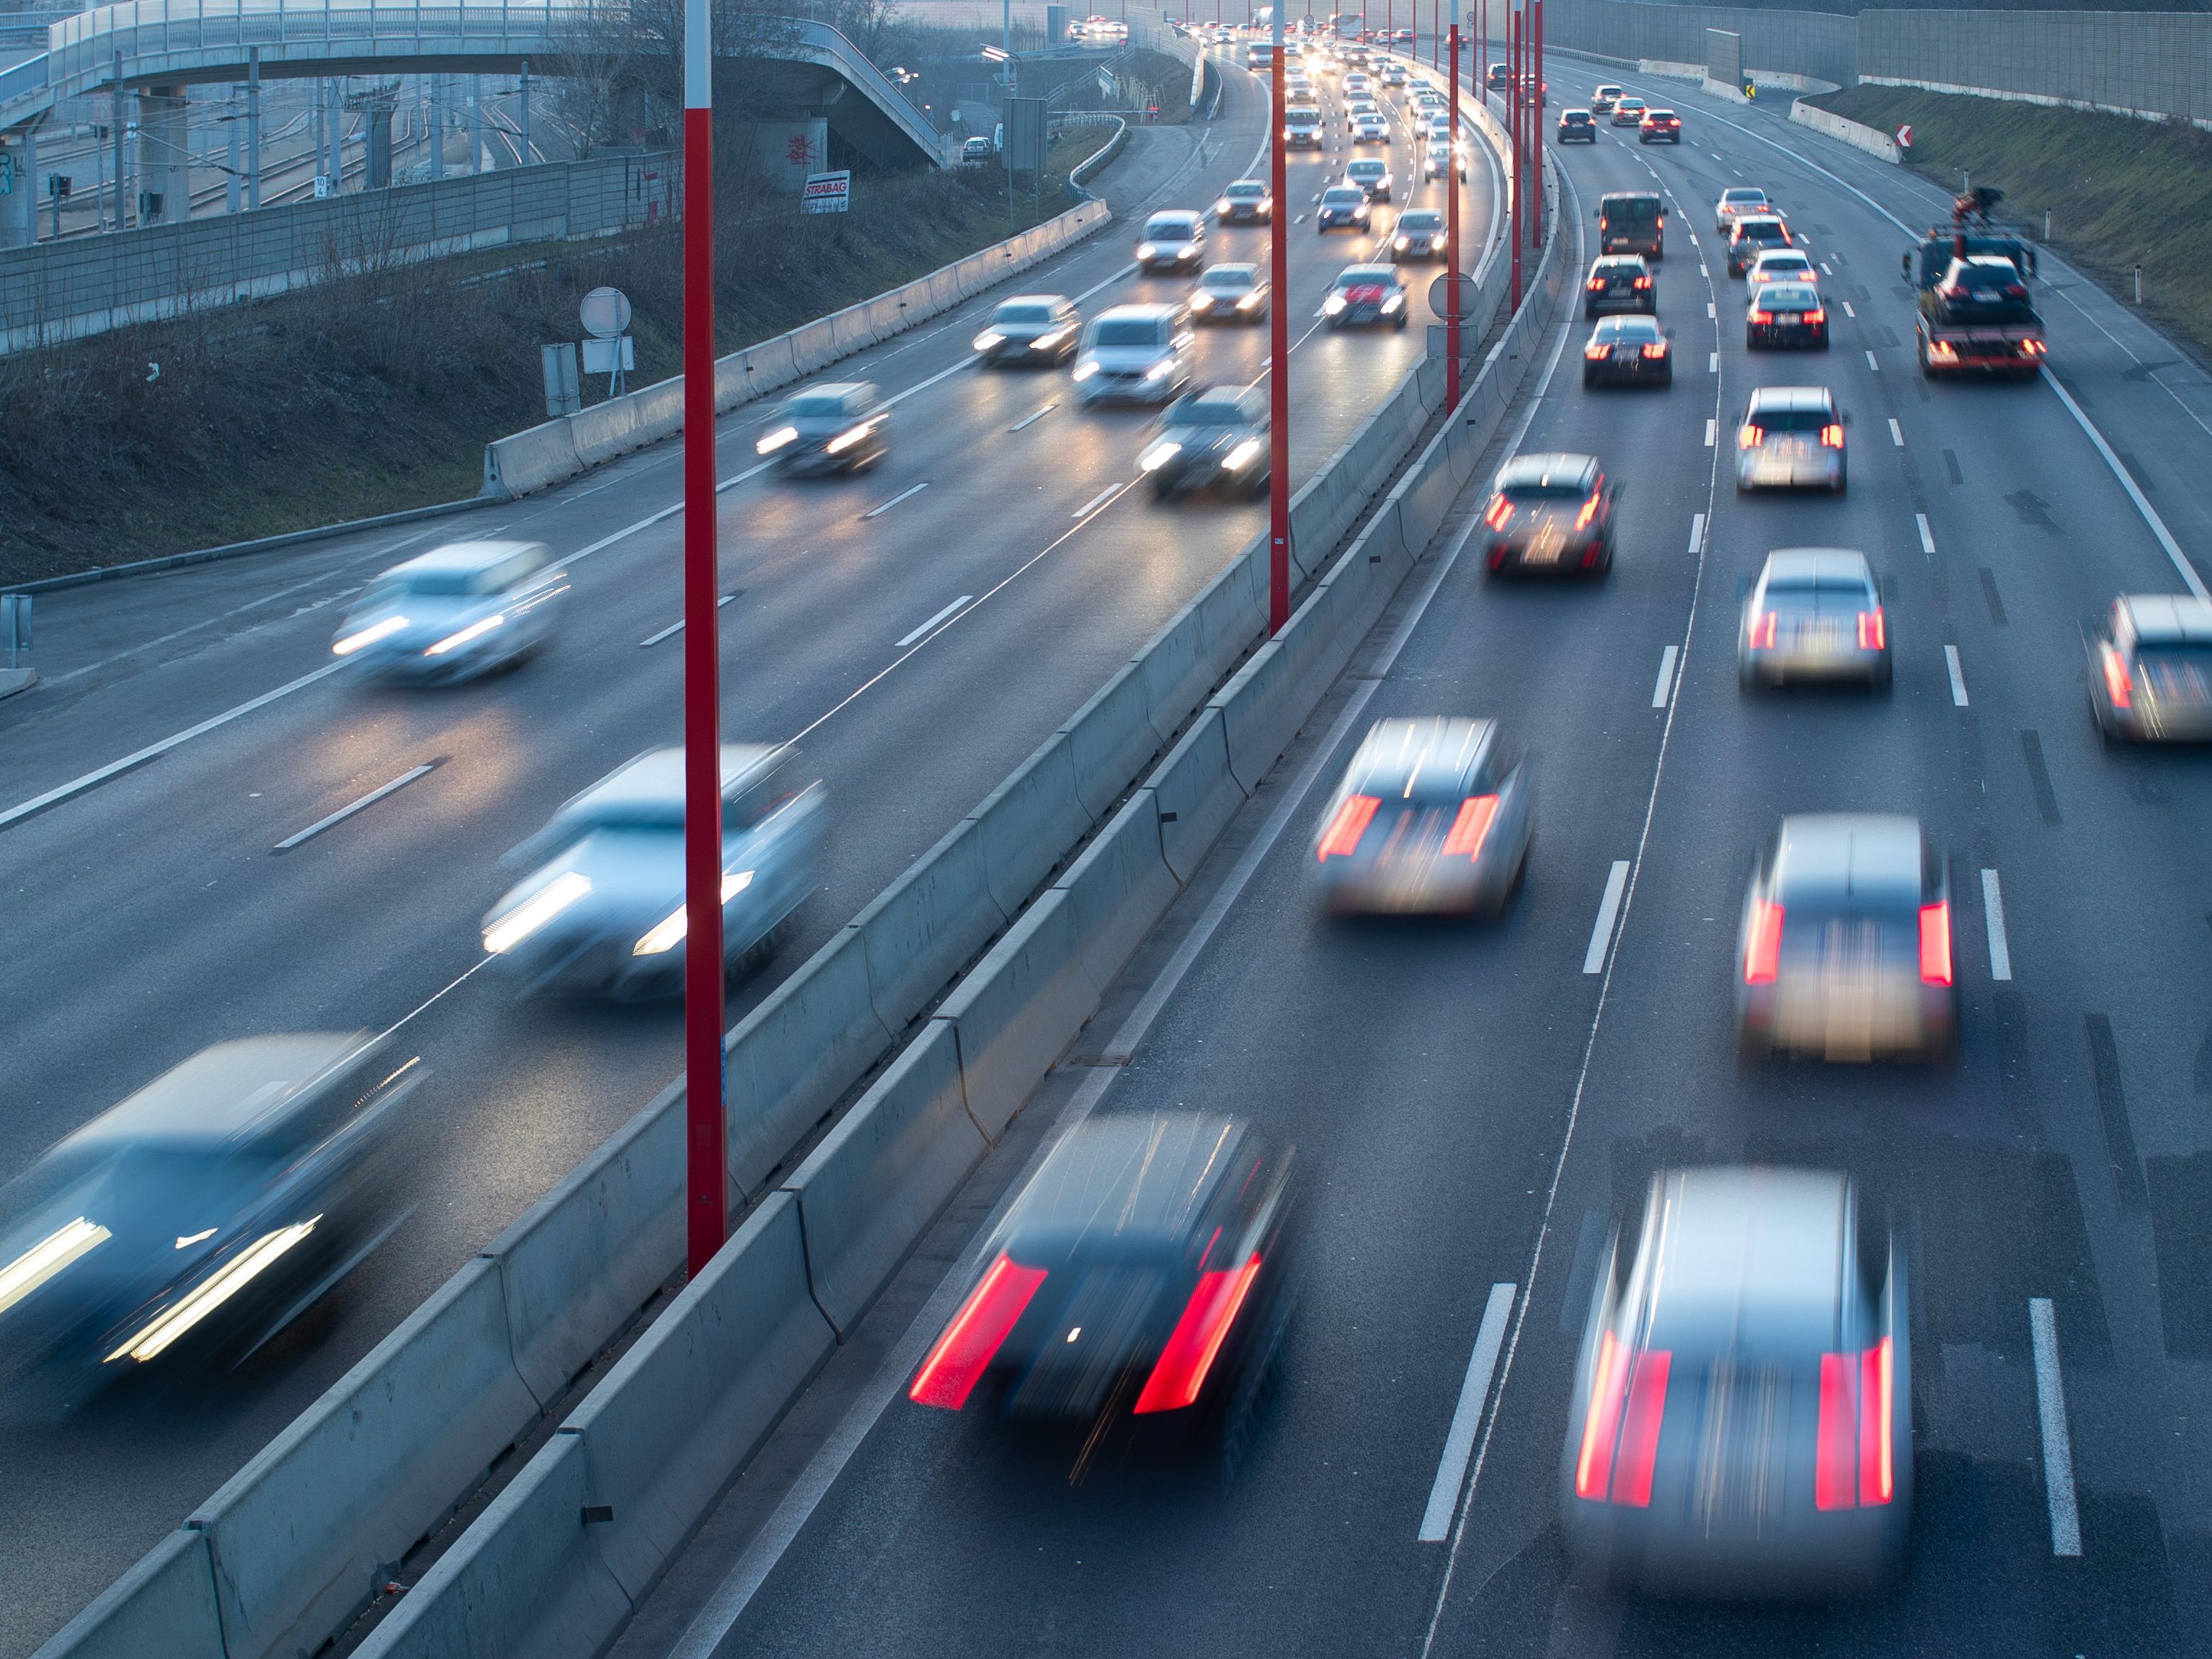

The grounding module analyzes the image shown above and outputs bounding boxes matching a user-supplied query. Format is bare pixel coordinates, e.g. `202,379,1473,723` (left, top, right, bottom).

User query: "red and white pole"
1268,0,1289,633
682,0,727,1279
1446,13,1460,406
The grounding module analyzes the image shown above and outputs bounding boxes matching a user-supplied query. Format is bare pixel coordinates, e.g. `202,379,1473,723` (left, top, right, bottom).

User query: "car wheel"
1152,476,1175,500
1746,329,1759,350
1584,306,1597,320
1736,1025,1775,1067
1395,313,1408,329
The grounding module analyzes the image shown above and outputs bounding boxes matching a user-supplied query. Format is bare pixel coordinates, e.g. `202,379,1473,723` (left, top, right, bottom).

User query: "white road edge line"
272,762,437,852
1916,512,1937,556
861,481,930,520
1888,417,1904,447
1945,644,1969,707
1982,868,2013,982
1651,644,1679,708
894,594,974,649
1418,1283,1518,1542
2029,1298,2084,1557
1583,860,1631,975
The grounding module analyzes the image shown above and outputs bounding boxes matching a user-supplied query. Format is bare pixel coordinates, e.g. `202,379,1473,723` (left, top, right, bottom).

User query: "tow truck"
1908,187,2045,378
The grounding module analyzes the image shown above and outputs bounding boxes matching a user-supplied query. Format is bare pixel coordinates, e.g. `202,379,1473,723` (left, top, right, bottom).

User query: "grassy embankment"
0,126,1116,587
1808,84,2212,363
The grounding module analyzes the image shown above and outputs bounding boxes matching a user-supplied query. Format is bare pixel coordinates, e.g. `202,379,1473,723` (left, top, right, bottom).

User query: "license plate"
1523,545,1560,564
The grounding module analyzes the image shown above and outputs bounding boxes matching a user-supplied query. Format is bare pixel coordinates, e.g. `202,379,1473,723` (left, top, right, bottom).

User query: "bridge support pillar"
735,115,829,192
0,126,36,247
364,94,395,187
136,86,190,224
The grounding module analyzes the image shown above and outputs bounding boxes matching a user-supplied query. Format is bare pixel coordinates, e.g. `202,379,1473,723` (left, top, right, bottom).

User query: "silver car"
1563,1167,1911,1599
1139,385,1270,499
753,382,889,474
2087,592,2212,743
1312,717,1532,917
1187,262,1270,324
1736,814,1956,1063
481,744,824,1000
331,541,567,682
1072,304,1194,405
1735,386,1846,493
1738,548,1888,692
973,294,1081,366
1136,209,1206,273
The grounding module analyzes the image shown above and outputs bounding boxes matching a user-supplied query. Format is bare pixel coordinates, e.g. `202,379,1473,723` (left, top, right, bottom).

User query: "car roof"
1635,1167,1852,1353
1592,254,1645,268
1736,215,1787,232
1645,107,1678,116
1771,813,1924,905
1722,187,1767,200
1322,184,1367,197
1347,157,1387,169
553,744,785,830
1600,190,1658,203
1746,385,1835,412
61,1034,380,1152
789,380,878,404
1336,264,1399,282
1759,283,1821,306
997,293,1070,310
1178,385,1263,415
391,540,545,577
1001,1112,1245,1251
1202,262,1259,280
1497,451,1599,489
1347,716,1496,796
1761,547,1872,587
1562,108,1594,118
2119,593,2212,643
1096,301,1182,321
1753,248,1811,261
1594,314,1662,336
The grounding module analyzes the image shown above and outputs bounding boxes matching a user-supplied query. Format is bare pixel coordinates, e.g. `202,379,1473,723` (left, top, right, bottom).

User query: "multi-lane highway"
0,52,1497,1656
605,45,2212,1659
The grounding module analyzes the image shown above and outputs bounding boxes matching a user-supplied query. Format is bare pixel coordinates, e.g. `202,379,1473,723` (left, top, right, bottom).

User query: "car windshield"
1200,267,1254,288
1400,212,1444,231
1091,318,1165,347
1338,268,1393,285
1323,188,1364,205
995,302,1057,323
1501,476,1591,499
399,569,487,596
786,393,856,417
1226,183,1264,198
1165,396,1253,427
1145,216,1194,238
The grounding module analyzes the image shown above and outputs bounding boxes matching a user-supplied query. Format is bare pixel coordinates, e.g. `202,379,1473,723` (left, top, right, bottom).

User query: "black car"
1582,316,1672,388
1213,178,1274,224
907,1112,1297,1468
1139,386,1271,498
1485,61,1510,91
1726,215,1793,277
1584,255,1656,319
1387,208,1448,263
1597,191,1664,259
1558,108,1598,143
1921,254,2035,325
1746,281,1829,349
1482,451,1615,577
1315,184,1372,233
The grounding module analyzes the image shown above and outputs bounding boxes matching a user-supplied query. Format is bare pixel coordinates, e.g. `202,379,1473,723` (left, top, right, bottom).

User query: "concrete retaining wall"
1792,99,1901,165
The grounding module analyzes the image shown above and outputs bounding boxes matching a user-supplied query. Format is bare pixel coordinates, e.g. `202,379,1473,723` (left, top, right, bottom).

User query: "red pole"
682,0,727,1279
1268,0,1289,634
1532,0,1543,249
1446,19,1460,406
1508,3,1521,307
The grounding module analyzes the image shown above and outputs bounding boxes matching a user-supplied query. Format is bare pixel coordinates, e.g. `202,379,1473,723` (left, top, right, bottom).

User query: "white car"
1343,71,1372,96
331,541,567,682
1352,112,1390,144
1715,185,1771,234
1137,209,1205,273
1072,303,1196,404
1748,249,1818,289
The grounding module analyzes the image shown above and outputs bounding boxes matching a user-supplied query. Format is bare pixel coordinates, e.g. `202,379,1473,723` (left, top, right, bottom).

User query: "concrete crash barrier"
1790,100,1902,164
31,1529,226,1659
971,735,1098,918
1148,708,1249,886
852,815,1010,1033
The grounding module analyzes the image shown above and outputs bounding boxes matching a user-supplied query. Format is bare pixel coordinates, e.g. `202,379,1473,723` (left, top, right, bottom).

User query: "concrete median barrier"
972,737,1096,917
1050,793,1181,997
482,417,583,501
784,1020,988,1335
1062,661,1163,822
938,888,1096,1140
1148,708,1248,886
31,1530,224,1659
1134,541,1269,747
851,816,1010,1032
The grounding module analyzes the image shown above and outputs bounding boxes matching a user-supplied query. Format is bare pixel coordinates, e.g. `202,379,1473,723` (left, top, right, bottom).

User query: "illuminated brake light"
1744,898,1784,984
1588,277,1607,291
1821,423,1846,449
1574,1331,1630,1498
909,1253,1048,1410
1633,276,1652,289
2101,643,2133,709
1919,901,1953,985
1441,794,1499,858
1134,1253,1263,1413
1857,608,1885,651
1318,793,1382,860
1816,1337,1895,1509
1585,343,1611,360
1804,308,1826,324
1573,1333,1671,1504
1738,424,1763,450
1612,1348,1671,1506
1750,310,1773,325
1483,495,1515,530
1574,492,1601,531
1749,610,1777,651
1864,1336,1895,1504
1641,343,1668,360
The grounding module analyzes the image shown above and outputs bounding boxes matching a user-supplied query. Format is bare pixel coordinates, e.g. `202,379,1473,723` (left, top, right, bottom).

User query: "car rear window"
786,392,856,417
1594,316,1660,339
1502,476,1591,499
1723,190,1764,205
1762,286,1819,309
1749,409,1831,433
1764,571,1869,594
996,301,1057,322
1602,195,1661,223
1091,317,1165,346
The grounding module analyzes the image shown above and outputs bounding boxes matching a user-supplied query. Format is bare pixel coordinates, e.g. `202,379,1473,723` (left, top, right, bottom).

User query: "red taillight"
1442,793,1499,858
1919,901,1952,985
1749,610,1777,650
1484,494,1515,530
2005,282,2025,298
1816,1337,1894,1510
1641,343,1667,359
1744,897,1784,984
1633,276,1652,289
910,1253,1049,1410
1804,308,1826,324
2102,643,2133,709
1317,793,1381,860
1585,342,1611,360
1133,1253,1263,1413
1573,1332,1671,1505
1574,492,1601,531
1738,424,1763,450
1857,608,1885,651
1821,423,1845,449
1750,310,1773,325
1588,277,1607,291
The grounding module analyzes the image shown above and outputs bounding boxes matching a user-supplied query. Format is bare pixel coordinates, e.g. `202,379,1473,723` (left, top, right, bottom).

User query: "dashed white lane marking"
272,761,437,852
1982,868,2013,981
1073,482,1126,520
1583,860,1632,975
1702,418,1716,448
1651,645,1679,708
1688,512,1707,554
1706,301,1715,319
1865,349,1880,371
1945,644,1970,707
894,595,974,649
1820,261,1834,275
639,592,737,647
1842,299,1856,317
1419,1283,1518,1542
1888,417,1904,447
1708,352,1718,373
2029,1298,2084,1557
1009,402,1056,432
861,481,930,520
2040,368,2212,603
1916,512,1937,556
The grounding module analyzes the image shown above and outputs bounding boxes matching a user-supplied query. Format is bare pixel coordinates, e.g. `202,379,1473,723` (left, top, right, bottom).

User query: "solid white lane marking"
1982,868,2013,981
2040,368,2211,602
1707,351,1718,373
1888,417,1904,447
1073,483,1124,519
1703,418,1716,448
1916,512,1937,556
861,481,930,520
1865,349,1880,371
639,592,737,647
1945,644,1970,707
1009,402,1056,432
1688,513,1706,554
1842,299,1856,317
1651,644,1679,708
2029,1298,2084,1557
272,762,437,852
894,594,974,648
1583,860,1631,974
1418,1283,1518,1542
0,659,347,834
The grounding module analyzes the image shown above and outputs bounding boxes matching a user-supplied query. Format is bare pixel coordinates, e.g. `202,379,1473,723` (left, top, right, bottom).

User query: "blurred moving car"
1073,303,1196,404
1140,386,1270,498
1591,84,1622,112
1346,156,1394,200
752,381,889,474
331,541,567,682
1390,207,1448,262
1597,190,1665,259
1214,177,1274,223
1610,94,1646,127
907,1111,1297,1467
1726,215,1794,277
1736,815,1955,1062
1584,254,1656,318
1311,717,1532,917
973,294,1082,366
1738,548,1888,691
1749,249,1818,290
1736,387,1847,493
1352,110,1390,144
1563,1166,1911,1596
1481,452,1616,577
1486,61,1511,91
1638,108,1682,143
1746,282,1829,350
1715,186,1771,233
2087,593,2212,742
1316,184,1373,233
1558,108,1598,143
1323,263,1409,328
0,1034,419,1400
1423,138,1469,182
1583,316,1672,388
481,744,823,999
1188,262,1269,324
1137,209,1207,272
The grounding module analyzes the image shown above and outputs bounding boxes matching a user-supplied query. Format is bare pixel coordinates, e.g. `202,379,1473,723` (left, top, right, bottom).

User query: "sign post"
1447,11,1460,406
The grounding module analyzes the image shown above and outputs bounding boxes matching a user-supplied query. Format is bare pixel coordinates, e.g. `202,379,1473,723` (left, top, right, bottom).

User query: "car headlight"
635,871,755,956
1190,291,1214,308
1431,235,1445,251
1224,438,1263,471
0,1217,111,1317
1144,359,1175,381
973,330,1005,351
1031,327,1067,350
484,871,593,955
1324,294,1348,314
825,422,875,455
1393,236,1409,249
1139,439,1182,472
1073,360,1100,381
424,613,504,657
1380,293,1404,311
1214,198,1233,214
755,424,799,455
1137,242,1158,259
1237,291,1263,310
332,614,408,656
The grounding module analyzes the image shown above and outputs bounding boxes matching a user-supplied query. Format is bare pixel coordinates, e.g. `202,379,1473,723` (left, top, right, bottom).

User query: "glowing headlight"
424,613,503,656
1072,360,1100,381
105,1217,321,1364
1144,359,1175,380
634,870,756,956
1214,198,1233,214
1189,291,1214,308
1139,440,1182,473
1236,292,1263,310
333,615,408,656
0,1218,110,1317
825,422,876,455
755,424,799,455
973,330,1006,351
1381,293,1405,311
484,871,592,955
1324,294,1349,315
1137,242,1159,259
1225,438,1263,471
1031,328,1068,350
1431,234,1446,250
1393,236,1410,249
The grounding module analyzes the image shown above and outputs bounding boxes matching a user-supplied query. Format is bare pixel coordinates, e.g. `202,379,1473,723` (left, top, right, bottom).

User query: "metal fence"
1541,0,1859,89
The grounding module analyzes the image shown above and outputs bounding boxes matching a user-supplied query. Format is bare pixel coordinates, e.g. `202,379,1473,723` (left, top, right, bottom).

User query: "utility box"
541,342,581,417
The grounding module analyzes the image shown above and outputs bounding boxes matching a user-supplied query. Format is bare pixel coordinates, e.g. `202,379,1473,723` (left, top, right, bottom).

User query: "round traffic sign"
1426,271,1477,318
579,285,632,339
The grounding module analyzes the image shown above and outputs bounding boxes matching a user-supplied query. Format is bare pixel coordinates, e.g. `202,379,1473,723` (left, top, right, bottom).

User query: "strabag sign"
802,170,852,213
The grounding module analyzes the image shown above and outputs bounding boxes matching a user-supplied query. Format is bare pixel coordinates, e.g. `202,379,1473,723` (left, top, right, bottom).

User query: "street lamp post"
1269,0,1288,633
1446,9,1460,406
683,0,728,1278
